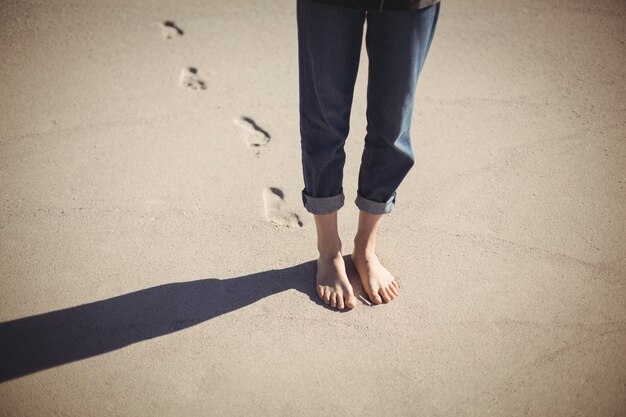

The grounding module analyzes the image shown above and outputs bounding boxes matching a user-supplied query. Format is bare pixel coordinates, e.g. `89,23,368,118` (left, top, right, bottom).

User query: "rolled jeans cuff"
301,189,345,214
355,191,397,215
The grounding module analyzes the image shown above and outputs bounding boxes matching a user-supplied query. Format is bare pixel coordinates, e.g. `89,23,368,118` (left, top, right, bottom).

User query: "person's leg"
313,211,355,309
352,3,440,304
297,0,366,309
353,211,399,304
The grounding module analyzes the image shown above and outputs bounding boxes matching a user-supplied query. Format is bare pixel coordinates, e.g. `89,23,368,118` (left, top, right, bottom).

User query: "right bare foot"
316,252,357,310
350,249,399,305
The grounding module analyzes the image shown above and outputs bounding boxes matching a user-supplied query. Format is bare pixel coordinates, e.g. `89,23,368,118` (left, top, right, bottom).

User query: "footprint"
263,187,303,228
234,116,271,150
159,20,184,39
179,67,206,90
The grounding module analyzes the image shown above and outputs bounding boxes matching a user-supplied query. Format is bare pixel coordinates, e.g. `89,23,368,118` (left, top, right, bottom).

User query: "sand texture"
0,0,625,416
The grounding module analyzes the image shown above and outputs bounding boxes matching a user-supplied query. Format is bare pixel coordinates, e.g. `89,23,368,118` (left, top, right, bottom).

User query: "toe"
379,287,391,303
345,290,357,309
323,288,331,304
388,284,398,297
316,284,324,299
369,288,383,305
337,293,345,310
330,292,337,308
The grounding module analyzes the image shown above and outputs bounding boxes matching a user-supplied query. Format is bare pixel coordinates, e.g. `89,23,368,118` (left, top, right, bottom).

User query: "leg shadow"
0,261,320,382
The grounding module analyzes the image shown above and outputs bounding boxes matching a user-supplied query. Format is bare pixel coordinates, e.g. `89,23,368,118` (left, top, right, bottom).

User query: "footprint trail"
179,67,206,90
234,116,271,151
263,187,302,228
159,20,184,39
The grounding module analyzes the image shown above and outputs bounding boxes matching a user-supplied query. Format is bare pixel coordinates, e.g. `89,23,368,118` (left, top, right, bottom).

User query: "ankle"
317,239,342,260
353,235,376,255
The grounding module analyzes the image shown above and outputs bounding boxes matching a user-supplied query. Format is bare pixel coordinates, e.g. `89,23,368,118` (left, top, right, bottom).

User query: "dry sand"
1,0,625,416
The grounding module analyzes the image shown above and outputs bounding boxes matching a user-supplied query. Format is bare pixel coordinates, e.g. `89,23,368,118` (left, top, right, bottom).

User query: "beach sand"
0,0,625,415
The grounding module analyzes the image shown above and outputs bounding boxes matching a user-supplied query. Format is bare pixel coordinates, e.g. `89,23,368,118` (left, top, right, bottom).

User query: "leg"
353,4,440,304
297,0,365,309
351,211,399,304
297,0,365,214
356,3,440,214
314,212,356,310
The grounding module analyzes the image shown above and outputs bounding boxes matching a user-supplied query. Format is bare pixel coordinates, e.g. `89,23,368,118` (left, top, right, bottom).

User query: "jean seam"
302,189,345,214
354,191,396,215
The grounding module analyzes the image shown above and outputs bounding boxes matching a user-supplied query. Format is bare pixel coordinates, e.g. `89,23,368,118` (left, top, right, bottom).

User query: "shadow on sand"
0,260,332,382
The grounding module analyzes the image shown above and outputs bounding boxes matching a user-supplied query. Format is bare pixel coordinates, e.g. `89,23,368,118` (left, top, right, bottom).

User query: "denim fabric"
297,0,440,215
308,0,440,11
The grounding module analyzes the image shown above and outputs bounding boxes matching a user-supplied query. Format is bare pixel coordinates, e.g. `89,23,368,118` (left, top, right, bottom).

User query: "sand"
0,0,625,416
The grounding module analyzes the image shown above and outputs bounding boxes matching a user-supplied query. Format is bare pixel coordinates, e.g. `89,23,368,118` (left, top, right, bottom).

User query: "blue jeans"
297,0,440,215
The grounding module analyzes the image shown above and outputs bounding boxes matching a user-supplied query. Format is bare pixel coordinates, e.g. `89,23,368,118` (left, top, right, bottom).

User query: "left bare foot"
350,249,399,305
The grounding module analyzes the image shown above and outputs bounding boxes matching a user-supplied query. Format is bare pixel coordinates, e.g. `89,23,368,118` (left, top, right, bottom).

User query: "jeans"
297,0,440,215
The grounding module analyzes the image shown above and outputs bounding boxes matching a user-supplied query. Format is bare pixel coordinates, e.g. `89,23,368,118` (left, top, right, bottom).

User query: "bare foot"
351,250,399,305
316,253,357,310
